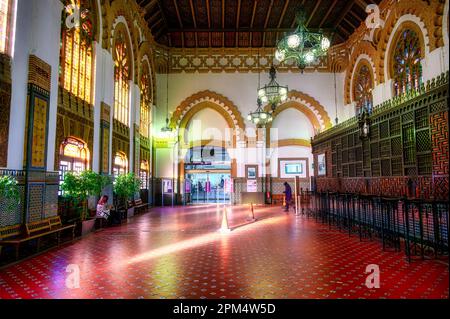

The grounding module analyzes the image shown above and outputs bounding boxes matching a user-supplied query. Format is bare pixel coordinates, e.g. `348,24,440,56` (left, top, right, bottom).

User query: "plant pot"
81,219,96,236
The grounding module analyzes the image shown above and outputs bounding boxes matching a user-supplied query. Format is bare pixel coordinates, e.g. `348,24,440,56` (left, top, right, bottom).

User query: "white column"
7,0,63,170
92,42,103,173
102,50,115,175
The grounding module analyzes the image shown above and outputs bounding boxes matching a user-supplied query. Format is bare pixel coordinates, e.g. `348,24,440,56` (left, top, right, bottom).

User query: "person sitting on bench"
96,195,112,220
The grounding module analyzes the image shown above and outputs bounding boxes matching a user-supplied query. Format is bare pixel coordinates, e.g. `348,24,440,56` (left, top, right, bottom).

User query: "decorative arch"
170,90,247,146
139,56,152,137
112,23,133,126
344,41,378,105
137,40,157,104
351,58,375,114
264,90,332,131
378,7,432,83
387,20,426,79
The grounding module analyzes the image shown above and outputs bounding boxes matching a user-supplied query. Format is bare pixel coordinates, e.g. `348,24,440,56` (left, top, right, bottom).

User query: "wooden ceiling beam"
250,0,258,28
166,27,335,33
236,0,241,28
355,0,370,11
343,17,356,30
277,0,290,28
150,17,164,30
337,24,351,37
143,0,158,12
306,0,321,27
263,0,274,47
222,0,225,29
319,0,338,28
147,10,162,26
264,0,274,28
333,0,355,29
189,0,197,28
206,0,211,28
156,0,169,35
348,10,363,27
173,0,184,28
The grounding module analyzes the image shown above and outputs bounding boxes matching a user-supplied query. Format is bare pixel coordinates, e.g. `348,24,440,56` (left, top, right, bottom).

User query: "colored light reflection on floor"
127,212,286,265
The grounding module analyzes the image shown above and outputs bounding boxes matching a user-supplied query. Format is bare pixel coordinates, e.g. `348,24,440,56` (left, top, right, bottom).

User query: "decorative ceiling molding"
154,46,349,74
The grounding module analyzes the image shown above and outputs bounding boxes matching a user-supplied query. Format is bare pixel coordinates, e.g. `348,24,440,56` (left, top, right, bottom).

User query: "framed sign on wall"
317,153,326,176
162,179,173,194
278,158,309,179
245,165,258,179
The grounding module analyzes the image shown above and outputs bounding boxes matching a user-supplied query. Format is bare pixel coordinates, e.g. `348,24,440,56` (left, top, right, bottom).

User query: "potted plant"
61,171,111,236
113,173,141,219
0,175,20,218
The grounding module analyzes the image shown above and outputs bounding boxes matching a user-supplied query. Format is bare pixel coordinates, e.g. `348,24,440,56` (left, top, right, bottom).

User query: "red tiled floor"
0,205,448,299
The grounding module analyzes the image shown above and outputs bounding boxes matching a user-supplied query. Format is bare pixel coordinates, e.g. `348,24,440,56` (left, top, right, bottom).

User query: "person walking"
283,182,293,212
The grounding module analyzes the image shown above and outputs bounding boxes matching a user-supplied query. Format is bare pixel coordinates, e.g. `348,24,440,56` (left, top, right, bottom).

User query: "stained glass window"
114,32,130,126
113,152,128,177
354,63,373,115
392,29,422,96
0,0,12,54
60,0,95,104
58,137,90,193
140,66,152,137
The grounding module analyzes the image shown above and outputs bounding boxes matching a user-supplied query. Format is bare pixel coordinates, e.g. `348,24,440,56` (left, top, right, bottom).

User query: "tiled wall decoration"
312,72,449,200
26,183,44,223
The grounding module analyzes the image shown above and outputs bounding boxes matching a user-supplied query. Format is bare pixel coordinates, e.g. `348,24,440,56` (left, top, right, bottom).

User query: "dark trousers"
285,198,292,211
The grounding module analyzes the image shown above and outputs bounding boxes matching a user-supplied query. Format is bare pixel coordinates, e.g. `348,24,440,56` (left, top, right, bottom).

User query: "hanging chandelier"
161,52,173,134
275,10,331,73
258,65,288,112
247,98,273,127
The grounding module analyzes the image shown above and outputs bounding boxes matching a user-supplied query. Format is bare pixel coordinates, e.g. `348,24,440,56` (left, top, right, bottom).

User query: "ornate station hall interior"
0,0,448,300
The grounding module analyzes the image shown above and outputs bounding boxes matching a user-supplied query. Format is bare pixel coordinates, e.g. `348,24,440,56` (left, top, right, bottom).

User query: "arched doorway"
184,145,232,204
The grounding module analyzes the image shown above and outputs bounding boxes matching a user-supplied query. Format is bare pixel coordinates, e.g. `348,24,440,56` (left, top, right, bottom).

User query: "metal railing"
297,191,449,262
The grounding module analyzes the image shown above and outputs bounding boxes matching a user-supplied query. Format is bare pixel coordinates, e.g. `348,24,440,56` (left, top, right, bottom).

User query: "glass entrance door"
186,172,231,204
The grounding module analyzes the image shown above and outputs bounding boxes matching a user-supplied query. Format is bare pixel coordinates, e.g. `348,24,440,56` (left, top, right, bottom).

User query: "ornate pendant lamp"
161,51,173,134
247,98,273,127
258,65,288,112
275,9,331,73
247,51,274,127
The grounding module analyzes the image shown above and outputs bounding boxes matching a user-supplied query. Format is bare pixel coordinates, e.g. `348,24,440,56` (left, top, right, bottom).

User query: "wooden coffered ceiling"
136,0,383,48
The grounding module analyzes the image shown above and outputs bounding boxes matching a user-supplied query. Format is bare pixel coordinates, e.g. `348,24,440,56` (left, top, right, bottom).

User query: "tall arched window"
140,64,151,137
113,152,128,177
140,160,149,189
353,63,373,115
0,0,13,54
60,0,96,104
392,29,423,96
113,30,130,126
59,137,90,191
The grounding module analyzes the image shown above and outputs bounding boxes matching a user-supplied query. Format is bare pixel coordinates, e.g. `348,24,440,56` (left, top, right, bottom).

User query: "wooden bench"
271,194,286,206
0,217,75,260
133,199,148,214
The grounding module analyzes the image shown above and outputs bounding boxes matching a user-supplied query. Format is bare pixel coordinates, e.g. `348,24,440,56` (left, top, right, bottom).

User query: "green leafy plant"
113,173,141,210
61,171,112,220
0,176,20,210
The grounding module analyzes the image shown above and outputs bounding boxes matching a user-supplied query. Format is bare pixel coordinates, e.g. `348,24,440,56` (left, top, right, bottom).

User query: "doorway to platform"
186,172,231,204
184,146,232,204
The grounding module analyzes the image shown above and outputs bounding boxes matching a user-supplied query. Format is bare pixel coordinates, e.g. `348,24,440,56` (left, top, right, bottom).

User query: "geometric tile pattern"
0,185,24,227
1,205,448,299
26,183,44,223
44,184,59,219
